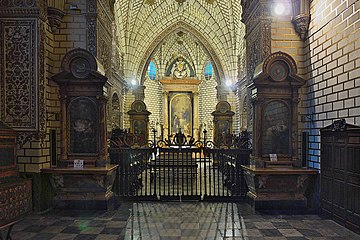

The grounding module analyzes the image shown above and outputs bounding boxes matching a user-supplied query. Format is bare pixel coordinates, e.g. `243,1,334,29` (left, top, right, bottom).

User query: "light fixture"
225,80,232,87
131,79,137,86
274,3,286,15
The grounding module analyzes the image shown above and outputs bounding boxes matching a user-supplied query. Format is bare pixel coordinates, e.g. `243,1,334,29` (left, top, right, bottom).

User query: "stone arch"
137,21,225,85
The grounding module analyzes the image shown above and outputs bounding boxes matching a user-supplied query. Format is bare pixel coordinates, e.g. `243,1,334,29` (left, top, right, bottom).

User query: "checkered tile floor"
3,202,360,240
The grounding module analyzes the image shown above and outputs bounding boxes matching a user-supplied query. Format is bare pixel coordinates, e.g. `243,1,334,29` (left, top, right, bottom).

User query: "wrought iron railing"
109,128,251,201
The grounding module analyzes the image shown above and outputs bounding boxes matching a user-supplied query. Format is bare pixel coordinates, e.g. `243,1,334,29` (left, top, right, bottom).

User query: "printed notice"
269,154,278,162
74,159,84,169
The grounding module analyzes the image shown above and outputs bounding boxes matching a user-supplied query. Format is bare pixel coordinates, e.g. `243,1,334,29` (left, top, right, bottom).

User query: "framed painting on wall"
169,93,193,137
69,97,98,155
262,100,290,155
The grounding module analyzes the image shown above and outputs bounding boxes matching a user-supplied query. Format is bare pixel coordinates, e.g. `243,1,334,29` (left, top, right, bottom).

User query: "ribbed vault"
114,0,245,85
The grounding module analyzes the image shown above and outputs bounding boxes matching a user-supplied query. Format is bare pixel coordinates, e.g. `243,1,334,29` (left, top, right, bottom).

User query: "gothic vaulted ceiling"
114,0,245,84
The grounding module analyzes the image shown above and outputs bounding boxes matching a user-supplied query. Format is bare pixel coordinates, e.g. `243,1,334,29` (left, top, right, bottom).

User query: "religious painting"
215,120,231,144
69,97,98,155
133,120,146,136
262,100,290,155
170,93,192,137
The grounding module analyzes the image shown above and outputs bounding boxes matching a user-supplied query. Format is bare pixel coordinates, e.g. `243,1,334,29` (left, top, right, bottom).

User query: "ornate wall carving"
38,20,46,142
241,0,272,77
247,27,261,78
0,20,38,131
0,0,38,18
0,0,36,7
86,0,97,56
260,19,271,60
98,36,111,76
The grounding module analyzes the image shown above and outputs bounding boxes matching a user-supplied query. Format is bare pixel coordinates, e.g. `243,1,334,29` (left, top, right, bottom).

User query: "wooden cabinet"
321,120,360,234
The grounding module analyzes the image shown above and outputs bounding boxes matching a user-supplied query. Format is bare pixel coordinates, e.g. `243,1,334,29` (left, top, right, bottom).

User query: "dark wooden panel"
0,148,14,167
321,121,360,235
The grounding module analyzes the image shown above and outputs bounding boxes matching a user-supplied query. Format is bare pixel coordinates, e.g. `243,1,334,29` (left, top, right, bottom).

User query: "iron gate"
109,129,251,201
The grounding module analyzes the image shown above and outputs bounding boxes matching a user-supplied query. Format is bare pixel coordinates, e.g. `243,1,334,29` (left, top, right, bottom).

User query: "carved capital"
292,14,310,40
47,7,65,33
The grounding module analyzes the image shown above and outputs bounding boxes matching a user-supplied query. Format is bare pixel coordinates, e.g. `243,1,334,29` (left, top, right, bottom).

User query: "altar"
243,52,318,211
160,56,201,139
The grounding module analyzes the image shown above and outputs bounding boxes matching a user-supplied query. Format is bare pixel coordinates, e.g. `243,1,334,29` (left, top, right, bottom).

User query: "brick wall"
144,77,163,137
305,0,360,168
199,75,218,140
270,13,307,163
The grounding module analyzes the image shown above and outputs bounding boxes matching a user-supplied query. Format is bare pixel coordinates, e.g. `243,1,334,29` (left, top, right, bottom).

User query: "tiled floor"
3,202,360,240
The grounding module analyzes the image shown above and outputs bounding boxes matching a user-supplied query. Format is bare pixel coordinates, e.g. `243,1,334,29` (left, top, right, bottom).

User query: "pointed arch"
137,21,225,85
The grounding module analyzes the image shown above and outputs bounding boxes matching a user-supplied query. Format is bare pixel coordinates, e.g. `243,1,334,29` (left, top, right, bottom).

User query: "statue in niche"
172,57,190,79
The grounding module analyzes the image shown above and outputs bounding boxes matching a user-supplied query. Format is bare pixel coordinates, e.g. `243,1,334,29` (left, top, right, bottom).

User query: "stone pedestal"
42,165,118,210
242,165,317,211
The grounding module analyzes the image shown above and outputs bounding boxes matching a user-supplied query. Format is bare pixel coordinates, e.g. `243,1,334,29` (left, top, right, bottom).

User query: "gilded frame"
169,92,193,137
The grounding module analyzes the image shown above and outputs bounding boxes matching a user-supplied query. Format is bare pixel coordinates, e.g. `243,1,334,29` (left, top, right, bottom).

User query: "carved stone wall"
241,0,272,77
97,0,114,76
86,0,97,56
0,20,38,131
0,5,54,215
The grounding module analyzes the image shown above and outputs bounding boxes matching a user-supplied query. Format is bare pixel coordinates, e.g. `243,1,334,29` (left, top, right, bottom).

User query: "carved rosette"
292,14,310,40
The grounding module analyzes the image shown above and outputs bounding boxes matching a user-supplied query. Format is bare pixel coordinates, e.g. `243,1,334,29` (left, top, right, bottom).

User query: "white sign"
74,159,84,169
269,154,278,162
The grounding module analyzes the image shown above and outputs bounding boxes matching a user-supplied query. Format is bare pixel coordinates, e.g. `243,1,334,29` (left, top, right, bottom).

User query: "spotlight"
225,80,232,87
131,79,137,86
274,3,285,15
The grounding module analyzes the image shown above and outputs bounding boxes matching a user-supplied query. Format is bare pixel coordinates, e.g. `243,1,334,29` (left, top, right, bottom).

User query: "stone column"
59,94,68,162
193,92,199,140
251,94,265,167
97,96,108,167
163,91,169,139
